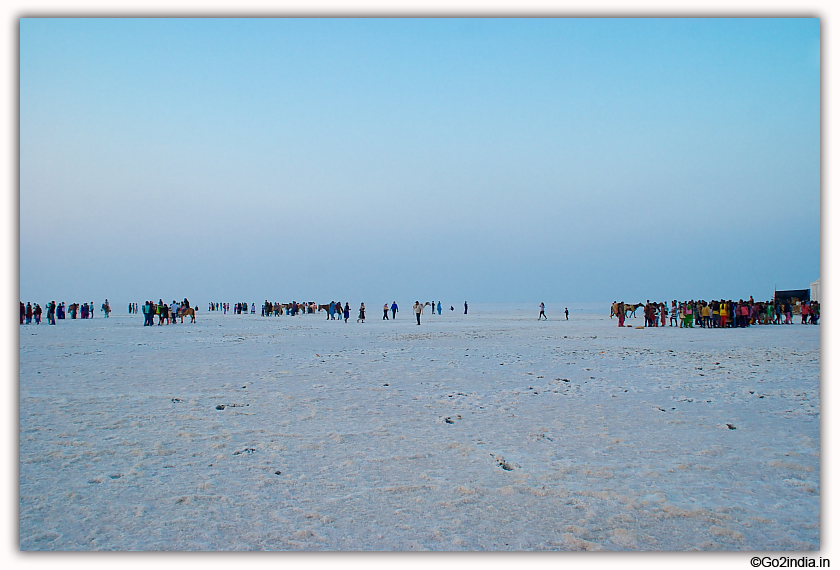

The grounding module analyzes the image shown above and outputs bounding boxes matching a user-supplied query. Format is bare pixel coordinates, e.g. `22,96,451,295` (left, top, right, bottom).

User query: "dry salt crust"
19,306,820,551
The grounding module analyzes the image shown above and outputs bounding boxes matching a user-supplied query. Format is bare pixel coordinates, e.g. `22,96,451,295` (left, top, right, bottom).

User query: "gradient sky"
19,18,820,305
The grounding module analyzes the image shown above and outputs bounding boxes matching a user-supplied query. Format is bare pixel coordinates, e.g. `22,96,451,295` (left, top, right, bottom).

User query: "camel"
624,303,644,317
610,303,644,318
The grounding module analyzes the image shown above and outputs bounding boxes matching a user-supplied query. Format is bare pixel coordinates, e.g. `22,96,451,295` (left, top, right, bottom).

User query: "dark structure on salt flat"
774,289,810,303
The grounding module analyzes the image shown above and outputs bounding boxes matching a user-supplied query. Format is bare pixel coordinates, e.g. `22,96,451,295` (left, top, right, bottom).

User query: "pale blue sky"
19,18,820,305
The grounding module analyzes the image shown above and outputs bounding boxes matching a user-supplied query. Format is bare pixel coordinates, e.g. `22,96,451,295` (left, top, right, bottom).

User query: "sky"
19,17,820,305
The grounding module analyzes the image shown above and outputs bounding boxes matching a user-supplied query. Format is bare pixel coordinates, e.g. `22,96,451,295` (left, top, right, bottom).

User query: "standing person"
660,303,668,327
391,301,398,319
617,302,626,327
329,301,336,320
437,301,442,315
464,301,468,314
357,303,366,323
414,301,423,325
25,302,32,324
565,307,569,320
538,303,547,320
34,304,42,324
343,302,350,323
47,301,56,325
383,303,389,320
20,301,25,324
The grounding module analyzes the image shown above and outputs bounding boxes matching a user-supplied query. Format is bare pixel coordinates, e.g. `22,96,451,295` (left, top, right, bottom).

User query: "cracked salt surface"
19,309,819,550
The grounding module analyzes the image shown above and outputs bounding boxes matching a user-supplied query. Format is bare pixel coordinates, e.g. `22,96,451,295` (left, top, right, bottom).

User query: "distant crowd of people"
20,300,111,325
24,296,818,330
254,300,466,324
611,298,820,328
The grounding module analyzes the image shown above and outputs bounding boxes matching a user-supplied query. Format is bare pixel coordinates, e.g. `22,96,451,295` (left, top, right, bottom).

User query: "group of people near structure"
20,300,112,324
611,298,820,328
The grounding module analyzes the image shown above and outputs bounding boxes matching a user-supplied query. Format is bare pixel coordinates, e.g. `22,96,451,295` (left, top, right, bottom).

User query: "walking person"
538,302,547,320
357,303,366,323
414,301,423,325
437,301,442,315
391,301,398,319
565,307,569,320
344,302,350,323
464,301,468,314
383,303,389,320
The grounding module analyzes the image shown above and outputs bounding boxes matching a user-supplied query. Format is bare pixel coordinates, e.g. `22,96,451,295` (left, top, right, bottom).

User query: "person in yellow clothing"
701,302,711,328
720,300,729,328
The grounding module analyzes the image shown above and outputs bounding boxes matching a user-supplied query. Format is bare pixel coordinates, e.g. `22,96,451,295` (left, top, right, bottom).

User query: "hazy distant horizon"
20,18,820,304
